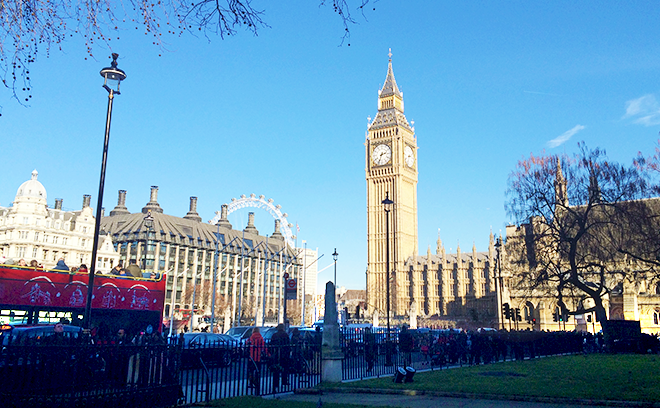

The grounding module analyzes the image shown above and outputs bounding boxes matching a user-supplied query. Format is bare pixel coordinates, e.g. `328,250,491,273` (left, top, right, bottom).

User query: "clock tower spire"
366,51,418,317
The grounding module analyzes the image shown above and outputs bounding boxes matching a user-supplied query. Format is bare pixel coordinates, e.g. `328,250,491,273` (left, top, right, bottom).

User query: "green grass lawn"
334,354,660,402
198,354,660,407
197,396,386,408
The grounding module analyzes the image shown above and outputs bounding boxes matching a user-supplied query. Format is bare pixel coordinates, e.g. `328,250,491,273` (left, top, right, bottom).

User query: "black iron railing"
178,341,322,404
0,341,182,408
340,327,584,381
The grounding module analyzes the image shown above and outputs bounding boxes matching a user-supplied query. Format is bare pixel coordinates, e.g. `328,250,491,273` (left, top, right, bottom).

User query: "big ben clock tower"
366,52,418,317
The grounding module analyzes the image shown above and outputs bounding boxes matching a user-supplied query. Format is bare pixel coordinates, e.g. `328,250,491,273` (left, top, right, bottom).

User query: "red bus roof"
0,265,166,312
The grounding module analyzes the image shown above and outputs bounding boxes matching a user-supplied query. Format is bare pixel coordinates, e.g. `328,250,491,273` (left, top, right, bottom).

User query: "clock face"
373,144,392,166
404,145,415,167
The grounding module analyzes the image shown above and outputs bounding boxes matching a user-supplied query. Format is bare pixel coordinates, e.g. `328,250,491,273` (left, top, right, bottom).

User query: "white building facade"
0,170,119,272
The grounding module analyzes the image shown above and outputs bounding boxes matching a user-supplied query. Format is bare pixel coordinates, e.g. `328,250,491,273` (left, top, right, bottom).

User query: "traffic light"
532,318,537,325
552,311,558,322
502,303,511,320
356,305,361,320
515,308,522,322
344,307,350,320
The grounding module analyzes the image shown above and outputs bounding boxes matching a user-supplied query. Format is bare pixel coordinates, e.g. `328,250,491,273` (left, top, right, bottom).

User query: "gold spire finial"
388,48,392,61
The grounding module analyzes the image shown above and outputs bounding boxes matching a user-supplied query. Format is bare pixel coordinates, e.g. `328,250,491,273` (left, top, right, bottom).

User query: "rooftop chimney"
82,194,91,209
54,199,63,211
183,196,202,222
215,204,232,229
271,219,284,240
243,212,259,235
110,189,130,216
141,185,163,214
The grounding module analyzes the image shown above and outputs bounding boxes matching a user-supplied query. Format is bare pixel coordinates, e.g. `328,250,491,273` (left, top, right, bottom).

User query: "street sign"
285,278,297,300
283,272,290,280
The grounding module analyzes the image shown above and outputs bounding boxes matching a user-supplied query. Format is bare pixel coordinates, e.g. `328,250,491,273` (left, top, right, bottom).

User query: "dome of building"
15,169,47,203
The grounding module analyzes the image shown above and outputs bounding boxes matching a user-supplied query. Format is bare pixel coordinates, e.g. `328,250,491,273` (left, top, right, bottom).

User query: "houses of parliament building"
365,55,660,334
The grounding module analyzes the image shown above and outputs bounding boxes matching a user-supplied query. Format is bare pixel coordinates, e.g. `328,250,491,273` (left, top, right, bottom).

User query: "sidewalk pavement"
269,388,658,408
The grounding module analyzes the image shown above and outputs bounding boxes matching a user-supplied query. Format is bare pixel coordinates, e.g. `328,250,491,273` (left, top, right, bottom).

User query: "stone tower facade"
366,54,418,316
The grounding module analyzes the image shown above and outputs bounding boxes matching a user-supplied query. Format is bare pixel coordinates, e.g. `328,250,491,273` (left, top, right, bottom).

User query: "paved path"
271,391,597,408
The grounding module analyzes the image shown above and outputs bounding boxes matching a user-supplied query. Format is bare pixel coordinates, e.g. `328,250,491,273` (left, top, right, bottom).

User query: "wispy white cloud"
547,125,585,148
523,90,560,97
623,94,660,126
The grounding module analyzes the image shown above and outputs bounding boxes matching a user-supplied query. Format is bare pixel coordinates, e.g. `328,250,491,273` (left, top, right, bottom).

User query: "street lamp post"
332,248,338,291
382,192,394,366
494,237,503,330
83,53,126,330
143,211,154,272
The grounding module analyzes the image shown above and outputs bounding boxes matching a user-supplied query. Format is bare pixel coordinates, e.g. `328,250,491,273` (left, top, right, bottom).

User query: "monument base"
321,358,342,383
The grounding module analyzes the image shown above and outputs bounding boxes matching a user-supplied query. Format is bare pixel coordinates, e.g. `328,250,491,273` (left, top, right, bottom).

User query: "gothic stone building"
365,57,660,333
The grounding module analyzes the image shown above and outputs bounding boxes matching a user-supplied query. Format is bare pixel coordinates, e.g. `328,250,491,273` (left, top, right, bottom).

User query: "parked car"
180,332,234,368
225,326,255,346
0,323,82,346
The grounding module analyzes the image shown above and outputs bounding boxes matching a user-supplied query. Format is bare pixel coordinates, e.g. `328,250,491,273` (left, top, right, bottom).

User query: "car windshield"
225,327,250,337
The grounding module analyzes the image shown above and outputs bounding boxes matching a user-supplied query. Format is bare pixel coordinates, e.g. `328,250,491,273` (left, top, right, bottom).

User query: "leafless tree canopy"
505,143,660,321
0,0,373,108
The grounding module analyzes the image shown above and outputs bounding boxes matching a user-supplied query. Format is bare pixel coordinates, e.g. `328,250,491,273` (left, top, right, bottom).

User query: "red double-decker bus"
0,265,166,336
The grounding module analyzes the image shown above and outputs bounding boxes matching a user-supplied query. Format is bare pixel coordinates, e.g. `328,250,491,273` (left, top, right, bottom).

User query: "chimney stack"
183,196,202,222
215,204,232,229
110,190,130,216
54,199,63,211
243,212,259,235
82,194,91,209
141,185,163,214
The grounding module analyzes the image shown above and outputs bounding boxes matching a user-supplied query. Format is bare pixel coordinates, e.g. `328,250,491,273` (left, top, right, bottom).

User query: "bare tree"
505,143,657,322
0,0,374,110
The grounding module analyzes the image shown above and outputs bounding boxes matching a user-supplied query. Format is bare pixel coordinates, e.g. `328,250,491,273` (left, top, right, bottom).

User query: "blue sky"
1,1,659,293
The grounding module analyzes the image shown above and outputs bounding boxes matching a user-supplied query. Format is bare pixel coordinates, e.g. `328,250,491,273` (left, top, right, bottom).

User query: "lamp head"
100,53,127,94
332,248,338,261
381,192,394,212
144,211,154,230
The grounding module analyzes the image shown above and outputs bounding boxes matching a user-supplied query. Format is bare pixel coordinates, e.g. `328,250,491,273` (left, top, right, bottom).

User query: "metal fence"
340,327,584,381
0,342,182,408
178,342,322,404
1,328,587,406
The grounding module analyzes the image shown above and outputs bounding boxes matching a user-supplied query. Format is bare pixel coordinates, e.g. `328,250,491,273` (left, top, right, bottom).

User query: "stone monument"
321,281,342,382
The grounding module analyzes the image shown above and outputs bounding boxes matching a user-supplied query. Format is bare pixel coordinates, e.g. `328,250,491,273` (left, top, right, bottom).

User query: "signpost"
286,278,297,300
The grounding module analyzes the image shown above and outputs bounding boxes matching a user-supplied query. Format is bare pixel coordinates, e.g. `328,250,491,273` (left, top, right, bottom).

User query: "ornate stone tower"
366,53,418,317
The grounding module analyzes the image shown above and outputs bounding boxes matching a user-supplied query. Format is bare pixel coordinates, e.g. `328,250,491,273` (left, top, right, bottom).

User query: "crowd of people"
354,325,598,369
0,257,158,279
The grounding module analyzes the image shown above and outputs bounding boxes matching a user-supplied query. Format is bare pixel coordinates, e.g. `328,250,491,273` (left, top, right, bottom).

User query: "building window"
32,248,38,258
17,247,26,258
83,227,87,233
44,234,49,243
62,237,67,245
53,236,59,244
23,217,29,225
34,232,39,241
81,239,86,248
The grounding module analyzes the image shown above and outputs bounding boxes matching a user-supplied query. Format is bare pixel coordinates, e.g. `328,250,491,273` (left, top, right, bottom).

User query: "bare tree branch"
0,0,375,114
